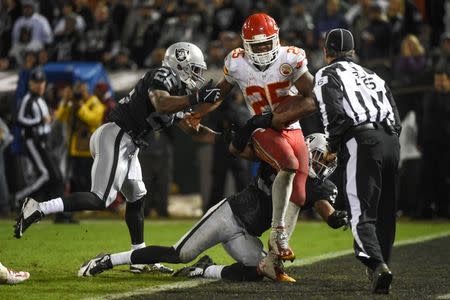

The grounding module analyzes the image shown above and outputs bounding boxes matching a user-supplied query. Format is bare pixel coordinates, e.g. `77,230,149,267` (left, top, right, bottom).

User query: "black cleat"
173,255,214,278
371,263,393,294
78,253,113,277
14,197,44,239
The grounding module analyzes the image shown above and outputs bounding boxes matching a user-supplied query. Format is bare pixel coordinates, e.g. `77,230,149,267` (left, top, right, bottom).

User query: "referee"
313,28,401,294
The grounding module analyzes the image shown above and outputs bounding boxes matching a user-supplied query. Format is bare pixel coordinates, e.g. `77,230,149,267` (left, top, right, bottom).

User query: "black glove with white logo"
188,80,221,105
327,210,349,229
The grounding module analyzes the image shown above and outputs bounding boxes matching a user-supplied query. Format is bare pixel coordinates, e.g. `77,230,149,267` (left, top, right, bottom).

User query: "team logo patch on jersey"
175,48,189,62
280,63,293,76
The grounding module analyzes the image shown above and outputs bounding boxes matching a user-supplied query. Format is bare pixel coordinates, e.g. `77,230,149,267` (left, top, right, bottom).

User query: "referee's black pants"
339,126,400,270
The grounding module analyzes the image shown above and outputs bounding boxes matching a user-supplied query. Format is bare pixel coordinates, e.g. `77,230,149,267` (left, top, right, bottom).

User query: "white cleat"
0,263,30,284
268,226,295,261
257,252,296,282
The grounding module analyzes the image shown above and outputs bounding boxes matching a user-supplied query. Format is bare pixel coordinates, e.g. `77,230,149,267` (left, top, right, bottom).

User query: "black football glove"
231,114,273,152
327,210,349,229
247,113,273,129
188,79,221,105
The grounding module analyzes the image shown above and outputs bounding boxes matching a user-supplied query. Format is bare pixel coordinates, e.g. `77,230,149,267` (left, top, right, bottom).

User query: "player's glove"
327,210,349,229
231,114,273,152
188,79,221,105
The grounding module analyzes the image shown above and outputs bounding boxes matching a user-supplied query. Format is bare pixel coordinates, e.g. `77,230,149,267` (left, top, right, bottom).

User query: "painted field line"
89,231,450,300
290,230,450,267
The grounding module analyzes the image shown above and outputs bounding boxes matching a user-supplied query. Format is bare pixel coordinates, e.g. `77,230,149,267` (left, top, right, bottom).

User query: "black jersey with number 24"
108,66,184,138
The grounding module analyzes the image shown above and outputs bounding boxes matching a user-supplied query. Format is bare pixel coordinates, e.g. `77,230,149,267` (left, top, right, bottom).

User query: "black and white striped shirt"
313,57,401,151
17,92,51,138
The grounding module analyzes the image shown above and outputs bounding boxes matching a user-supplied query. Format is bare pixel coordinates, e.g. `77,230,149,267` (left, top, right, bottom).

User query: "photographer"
55,82,105,193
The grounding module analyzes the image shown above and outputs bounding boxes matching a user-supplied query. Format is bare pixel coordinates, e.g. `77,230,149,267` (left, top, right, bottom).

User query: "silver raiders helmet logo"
175,48,189,62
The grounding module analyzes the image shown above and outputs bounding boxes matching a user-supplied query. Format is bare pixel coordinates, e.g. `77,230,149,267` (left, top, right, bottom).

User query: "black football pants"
339,127,400,270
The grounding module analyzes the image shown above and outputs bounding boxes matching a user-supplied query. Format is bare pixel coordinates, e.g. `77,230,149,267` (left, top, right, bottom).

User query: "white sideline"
87,231,450,300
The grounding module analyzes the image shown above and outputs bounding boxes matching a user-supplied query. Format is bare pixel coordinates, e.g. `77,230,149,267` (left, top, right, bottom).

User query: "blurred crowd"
0,0,450,219
0,0,447,73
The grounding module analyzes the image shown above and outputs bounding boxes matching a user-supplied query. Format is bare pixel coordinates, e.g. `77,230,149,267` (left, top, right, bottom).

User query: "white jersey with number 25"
223,46,309,129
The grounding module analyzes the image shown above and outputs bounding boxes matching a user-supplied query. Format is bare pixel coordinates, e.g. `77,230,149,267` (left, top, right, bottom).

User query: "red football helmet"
241,13,280,66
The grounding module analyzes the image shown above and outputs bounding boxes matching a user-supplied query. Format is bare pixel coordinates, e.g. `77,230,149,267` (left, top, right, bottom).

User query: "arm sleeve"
291,48,309,82
223,50,239,84
17,96,42,127
313,70,353,152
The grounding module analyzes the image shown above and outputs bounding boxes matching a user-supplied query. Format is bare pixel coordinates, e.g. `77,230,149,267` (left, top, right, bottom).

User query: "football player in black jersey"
78,131,347,282
14,42,221,272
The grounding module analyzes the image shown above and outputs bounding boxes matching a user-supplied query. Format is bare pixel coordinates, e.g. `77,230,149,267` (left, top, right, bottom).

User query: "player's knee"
177,250,197,263
278,156,299,171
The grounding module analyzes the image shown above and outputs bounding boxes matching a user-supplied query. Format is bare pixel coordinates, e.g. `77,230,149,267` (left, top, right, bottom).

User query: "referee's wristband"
188,94,198,106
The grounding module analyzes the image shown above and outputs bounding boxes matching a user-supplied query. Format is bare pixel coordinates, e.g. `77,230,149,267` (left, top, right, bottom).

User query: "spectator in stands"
0,0,22,59
37,47,49,66
157,5,203,49
280,3,314,49
387,0,422,56
109,48,138,71
0,117,14,215
54,82,105,195
393,34,426,78
93,81,116,123
206,40,225,69
432,32,450,71
73,0,93,29
123,0,162,67
360,2,393,62
79,3,119,64
53,0,86,36
211,0,245,40
3,26,42,69
218,31,241,54
315,0,348,40
308,32,328,74
53,15,82,61
110,0,132,39
12,0,53,47
418,67,450,219
143,47,165,69
346,0,373,55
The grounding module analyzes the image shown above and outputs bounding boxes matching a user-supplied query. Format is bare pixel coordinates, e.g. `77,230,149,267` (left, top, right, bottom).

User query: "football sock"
126,199,145,245
110,251,132,266
131,242,146,251
39,197,64,215
130,246,180,264
61,192,104,211
285,202,300,239
203,265,224,279
271,170,295,228
221,263,263,281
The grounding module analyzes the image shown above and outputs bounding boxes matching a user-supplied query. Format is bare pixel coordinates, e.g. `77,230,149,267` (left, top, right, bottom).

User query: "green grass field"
0,219,449,300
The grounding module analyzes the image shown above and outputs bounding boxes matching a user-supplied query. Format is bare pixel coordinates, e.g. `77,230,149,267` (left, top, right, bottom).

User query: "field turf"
0,219,449,299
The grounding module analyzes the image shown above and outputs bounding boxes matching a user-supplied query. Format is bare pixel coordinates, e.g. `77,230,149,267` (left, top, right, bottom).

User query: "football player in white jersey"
190,13,317,265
